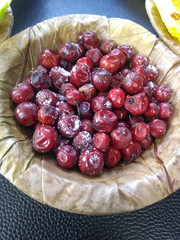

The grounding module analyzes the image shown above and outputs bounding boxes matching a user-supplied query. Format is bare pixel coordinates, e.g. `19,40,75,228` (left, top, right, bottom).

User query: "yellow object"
154,0,180,41
0,0,12,21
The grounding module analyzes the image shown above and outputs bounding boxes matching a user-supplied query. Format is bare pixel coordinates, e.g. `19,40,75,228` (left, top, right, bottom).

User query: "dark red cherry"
114,107,128,120
100,55,121,73
144,65,158,82
91,95,112,113
108,88,125,108
139,134,153,149
153,85,172,102
104,147,121,167
78,83,96,102
56,101,75,116
79,101,92,119
32,125,58,153
158,102,173,119
149,119,166,138
109,48,126,68
132,122,150,141
92,68,112,91
81,31,100,50
118,45,135,60
57,115,81,138
11,82,35,104
111,73,123,88
100,40,115,54
49,67,70,90
65,88,84,106
73,131,92,150
14,102,39,126
78,149,104,176
30,69,51,91
59,42,79,62
122,72,144,94
132,54,148,68
85,48,103,67
121,141,141,163
144,102,159,118
77,57,93,70
70,64,91,88
80,119,95,133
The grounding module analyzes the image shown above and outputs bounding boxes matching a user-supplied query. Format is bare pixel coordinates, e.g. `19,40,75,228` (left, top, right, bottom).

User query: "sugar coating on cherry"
11,30,174,177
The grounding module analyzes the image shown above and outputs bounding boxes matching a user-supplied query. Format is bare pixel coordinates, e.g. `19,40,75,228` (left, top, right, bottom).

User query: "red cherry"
57,145,79,168
65,88,84,106
139,134,153,149
132,122,150,141
109,48,126,68
78,149,104,176
100,55,121,73
70,64,91,88
111,73,123,88
30,69,51,91
110,126,132,149
56,101,75,116
122,72,144,94
35,89,58,107
81,31,100,49
78,83,96,102
108,88,125,108
118,45,135,60
124,93,149,115
92,68,112,91
91,95,112,113
38,105,58,125
104,147,121,167
93,110,118,133
59,42,78,62
144,102,159,118
40,49,60,69
77,57,93,70
85,48,103,67
49,66,70,90
32,125,58,153
100,40,115,54
93,133,110,152
149,119,166,138
158,102,173,119
114,107,128,120
132,54,148,68
80,119,95,133
153,85,172,102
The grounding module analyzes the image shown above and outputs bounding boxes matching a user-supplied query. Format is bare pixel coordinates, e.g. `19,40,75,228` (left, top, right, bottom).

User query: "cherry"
110,126,132,149
100,40,115,54
70,64,91,88
38,105,58,125
30,69,51,91
142,81,157,98
132,122,150,141
35,89,58,107
59,42,78,62
57,145,79,168
93,133,110,152
120,68,131,77
121,141,141,163
31,65,48,75
132,66,147,85
92,68,112,91
117,121,130,129
108,88,125,108
49,66,70,90
57,115,81,138
111,73,123,88
78,83,96,102
144,65,158,82
79,101,92,119
80,119,95,133
77,57,93,70
40,49,60,69
114,107,128,120
100,55,121,73
65,88,84,106
32,125,58,153
85,48,103,67
132,54,148,68
153,85,172,102
122,72,144,94
93,110,117,133
74,42,85,58
81,31,100,49
144,102,159,118
124,93,149,115
109,49,126,68
60,59,73,71
149,119,166,138
53,137,72,154
139,134,153,149
14,102,39,126
11,82,35,104
56,101,75,116
118,45,135,60
78,149,104,176
158,102,173,119
61,82,75,95
128,115,145,125
73,131,92,150
91,95,112,112
104,146,121,167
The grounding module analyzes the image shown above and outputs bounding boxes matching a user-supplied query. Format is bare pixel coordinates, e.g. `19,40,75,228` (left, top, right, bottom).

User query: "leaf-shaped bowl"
0,6,13,45
0,14,180,215
145,0,180,57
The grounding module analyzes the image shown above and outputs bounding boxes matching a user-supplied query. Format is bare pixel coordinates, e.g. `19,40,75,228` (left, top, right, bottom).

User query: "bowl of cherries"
0,15,180,214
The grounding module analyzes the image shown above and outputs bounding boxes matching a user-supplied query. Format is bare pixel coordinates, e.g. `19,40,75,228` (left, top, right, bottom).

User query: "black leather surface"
1,0,180,239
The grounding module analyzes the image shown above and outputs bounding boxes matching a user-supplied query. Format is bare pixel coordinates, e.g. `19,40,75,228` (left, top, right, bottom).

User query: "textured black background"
1,0,180,239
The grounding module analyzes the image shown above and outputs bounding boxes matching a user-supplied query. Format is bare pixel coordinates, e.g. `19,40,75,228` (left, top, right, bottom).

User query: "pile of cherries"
11,30,173,176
